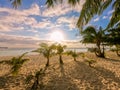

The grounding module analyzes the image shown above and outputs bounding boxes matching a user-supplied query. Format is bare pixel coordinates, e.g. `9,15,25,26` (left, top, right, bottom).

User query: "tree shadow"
94,66,120,86
73,61,104,89
59,64,65,76
42,63,80,90
104,58,120,63
0,74,25,89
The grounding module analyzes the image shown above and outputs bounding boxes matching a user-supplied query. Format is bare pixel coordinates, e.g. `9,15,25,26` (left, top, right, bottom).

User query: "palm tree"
0,52,29,75
34,43,56,67
81,26,105,58
105,27,120,56
67,50,79,61
10,0,119,29
56,44,66,64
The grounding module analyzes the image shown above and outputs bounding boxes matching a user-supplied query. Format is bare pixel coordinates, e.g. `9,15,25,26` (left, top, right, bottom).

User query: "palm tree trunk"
116,46,120,56
74,57,76,61
46,57,49,67
59,55,63,64
95,43,105,58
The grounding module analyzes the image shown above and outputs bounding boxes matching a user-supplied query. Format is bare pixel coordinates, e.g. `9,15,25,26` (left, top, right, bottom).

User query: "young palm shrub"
33,43,56,67
67,50,79,61
25,67,47,90
56,44,66,64
85,58,96,67
0,52,29,76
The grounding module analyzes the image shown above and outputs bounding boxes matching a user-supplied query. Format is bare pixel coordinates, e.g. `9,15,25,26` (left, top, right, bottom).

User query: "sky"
0,0,114,48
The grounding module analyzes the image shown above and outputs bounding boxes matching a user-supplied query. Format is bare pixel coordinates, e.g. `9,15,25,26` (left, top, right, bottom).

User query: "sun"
50,31,64,42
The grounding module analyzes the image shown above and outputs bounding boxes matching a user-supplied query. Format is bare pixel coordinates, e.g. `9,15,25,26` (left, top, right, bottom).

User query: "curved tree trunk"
95,44,105,58
116,45,120,56
59,55,63,64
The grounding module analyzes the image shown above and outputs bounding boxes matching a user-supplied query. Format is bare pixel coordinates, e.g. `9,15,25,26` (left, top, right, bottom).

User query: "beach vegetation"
81,26,105,58
66,50,79,61
33,43,56,67
0,52,29,76
55,44,67,64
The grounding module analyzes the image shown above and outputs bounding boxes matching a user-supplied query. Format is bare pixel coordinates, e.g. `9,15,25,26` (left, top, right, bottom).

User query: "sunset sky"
0,0,114,48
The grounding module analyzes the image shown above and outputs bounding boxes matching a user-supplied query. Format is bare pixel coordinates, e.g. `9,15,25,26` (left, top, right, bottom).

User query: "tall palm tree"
81,26,105,57
56,44,66,64
10,0,119,29
0,52,29,75
34,43,56,67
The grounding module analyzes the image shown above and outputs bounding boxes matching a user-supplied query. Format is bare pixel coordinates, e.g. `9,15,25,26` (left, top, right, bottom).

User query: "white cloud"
102,16,108,19
42,0,84,17
0,3,41,32
108,10,114,15
0,33,40,48
93,17,99,22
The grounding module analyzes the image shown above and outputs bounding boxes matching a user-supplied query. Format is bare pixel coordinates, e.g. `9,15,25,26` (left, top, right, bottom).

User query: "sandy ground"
0,51,120,90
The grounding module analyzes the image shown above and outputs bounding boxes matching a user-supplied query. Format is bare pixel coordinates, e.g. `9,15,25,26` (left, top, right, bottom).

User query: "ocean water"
0,48,88,56
0,48,38,56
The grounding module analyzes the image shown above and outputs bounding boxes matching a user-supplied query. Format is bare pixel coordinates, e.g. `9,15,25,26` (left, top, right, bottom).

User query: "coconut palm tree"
0,52,29,75
67,50,79,61
81,26,105,57
105,27,120,56
56,44,66,64
34,43,56,67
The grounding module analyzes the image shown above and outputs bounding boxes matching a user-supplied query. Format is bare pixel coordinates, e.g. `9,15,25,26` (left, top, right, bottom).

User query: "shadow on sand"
0,74,25,89
104,58,120,63
42,63,80,90
72,61,120,89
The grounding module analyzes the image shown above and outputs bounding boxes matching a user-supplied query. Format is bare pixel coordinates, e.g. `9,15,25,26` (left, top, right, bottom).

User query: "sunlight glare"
50,31,64,42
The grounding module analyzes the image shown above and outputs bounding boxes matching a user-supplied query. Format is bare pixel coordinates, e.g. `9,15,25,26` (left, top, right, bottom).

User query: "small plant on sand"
0,52,29,76
67,50,79,61
85,58,96,67
25,67,47,90
33,43,56,67
79,52,85,58
56,44,66,64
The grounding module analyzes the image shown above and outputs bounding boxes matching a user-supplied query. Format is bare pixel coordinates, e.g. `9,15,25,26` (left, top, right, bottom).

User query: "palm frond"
10,0,21,8
68,0,80,6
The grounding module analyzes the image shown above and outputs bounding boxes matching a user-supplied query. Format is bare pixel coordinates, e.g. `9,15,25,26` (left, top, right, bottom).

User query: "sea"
0,48,88,56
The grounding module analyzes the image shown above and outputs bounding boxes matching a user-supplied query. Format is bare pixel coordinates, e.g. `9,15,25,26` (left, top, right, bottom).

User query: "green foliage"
55,44,67,64
25,67,46,90
81,26,105,57
56,44,66,55
66,50,79,61
34,43,56,58
79,52,85,58
85,58,96,67
33,43,56,66
0,52,29,76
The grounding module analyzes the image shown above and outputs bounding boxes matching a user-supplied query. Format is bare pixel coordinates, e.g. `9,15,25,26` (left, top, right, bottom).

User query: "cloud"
42,0,84,17
93,17,99,22
107,10,114,15
0,33,40,48
102,16,108,19
0,3,41,32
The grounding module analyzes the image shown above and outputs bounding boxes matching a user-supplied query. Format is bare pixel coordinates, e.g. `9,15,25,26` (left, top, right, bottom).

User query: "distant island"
0,47,8,49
